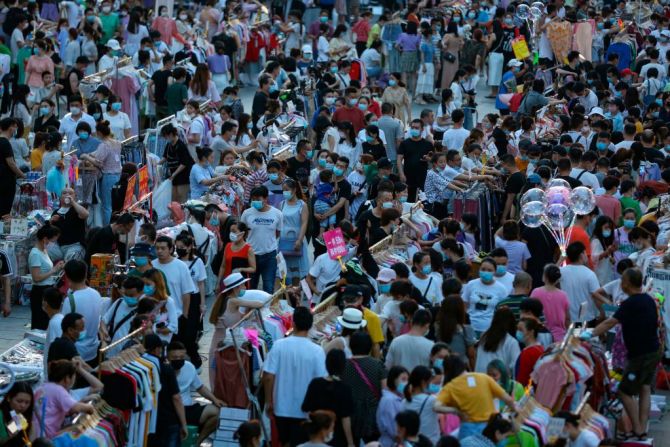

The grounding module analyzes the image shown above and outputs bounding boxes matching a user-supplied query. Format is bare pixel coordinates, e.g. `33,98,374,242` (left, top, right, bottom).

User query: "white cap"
507,59,523,67
301,44,312,54
588,107,605,117
106,39,121,51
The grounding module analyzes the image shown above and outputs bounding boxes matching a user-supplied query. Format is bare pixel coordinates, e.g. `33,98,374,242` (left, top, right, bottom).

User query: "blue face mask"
77,332,86,342
306,150,314,158
239,289,246,297
251,200,263,210
656,98,663,106
325,163,335,170
399,315,407,323
330,66,339,74
602,229,612,238
123,296,138,306
515,330,525,343
397,382,407,394
247,123,253,130
480,271,494,282
39,107,50,116
366,136,375,144
379,283,391,294
388,79,397,87
209,216,220,226
623,219,636,229
496,265,507,276
597,22,604,30
453,16,461,23
428,383,441,394
318,158,327,167
333,167,344,176
348,98,358,107
143,285,155,296
433,358,444,370
410,129,421,138
596,142,608,151
358,103,368,111
422,265,432,275
399,196,408,203
382,201,394,209
269,84,278,93
93,112,101,120
269,173,279,182
134,256,148,267
320,16,328,23
78,131,89,140
111,102,122,111
282,190,293,199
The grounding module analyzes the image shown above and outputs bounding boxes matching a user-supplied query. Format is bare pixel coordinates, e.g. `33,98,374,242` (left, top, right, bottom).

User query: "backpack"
187,225,211,263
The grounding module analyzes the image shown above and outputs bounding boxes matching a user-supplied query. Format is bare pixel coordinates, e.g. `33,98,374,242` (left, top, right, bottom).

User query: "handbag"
442,51,456,63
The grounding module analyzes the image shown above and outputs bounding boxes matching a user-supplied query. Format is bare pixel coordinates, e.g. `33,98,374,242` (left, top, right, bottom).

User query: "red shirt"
516,344,545,386
352,19,371,43
595,194,622,225
333,106,366,133
567,225,593,269
246,31,266,62
369,100,382,118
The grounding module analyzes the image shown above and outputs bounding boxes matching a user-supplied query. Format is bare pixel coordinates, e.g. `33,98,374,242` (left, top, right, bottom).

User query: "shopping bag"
512,36,530,60
153,179,172,222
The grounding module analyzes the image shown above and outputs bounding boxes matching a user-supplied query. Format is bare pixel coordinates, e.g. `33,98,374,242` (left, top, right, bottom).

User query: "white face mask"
229,232,240,242
179,14,188,20
102,5,111,13
324,432,334,443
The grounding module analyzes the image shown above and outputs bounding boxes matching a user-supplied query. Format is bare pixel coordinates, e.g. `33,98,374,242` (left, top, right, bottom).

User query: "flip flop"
616,431,634,440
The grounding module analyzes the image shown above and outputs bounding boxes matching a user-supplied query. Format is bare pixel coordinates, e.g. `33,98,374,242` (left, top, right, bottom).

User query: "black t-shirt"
301,377,354,447
85,225,117,266
398,138,432,187
251,91,269,126
157,361,181,426
362,142,387,161
644,147,665,163
356,209,381,245
34,115,61,133
151,69,173,106
165,140,193,186
613,293,660,357
0,137,15,181
285,156,311,191
334,178,352,221
521,225,558,289
505,171,526,195
369,226,391,247
492,128,509,156
47,337,78,365
556,175,582,189
52,207,87,246
368,174,399,200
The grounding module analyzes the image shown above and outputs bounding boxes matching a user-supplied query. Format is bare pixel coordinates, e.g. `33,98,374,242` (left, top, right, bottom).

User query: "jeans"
251,251,277,294
459,422,487,439
463,107,474,130
100,173,120,225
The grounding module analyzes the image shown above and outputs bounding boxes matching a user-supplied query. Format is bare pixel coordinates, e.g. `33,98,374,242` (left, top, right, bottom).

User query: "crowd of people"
0,0,669,446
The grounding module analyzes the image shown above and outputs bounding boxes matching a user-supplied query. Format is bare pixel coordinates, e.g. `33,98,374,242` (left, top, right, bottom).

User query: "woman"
10,85,32,130
25,40,54,90
33,99,60,133
279,179,309,285
141,269,178,343
462,258,510,337
125,10,149,57
493,221,531,273
63,28,81,69
79,121,122,224
530,264,570,342
324,308,367,358
234,420,261,447
591,215,616,285
30,132,49,171
424,152,453,219
369,208,401,247
217,222,256,288
342,331,386,446
440,22,462,92
9,120,29,172
433,89,455,142
29,225,62,330
297,410,336,447
515,318,544,387
381,73,412,124
416,27,436,104
329,25,354,60
208,44,231,94
243,151,269,203
435,294,475,368
361,125,386,161
402,366,439,444
81,26,98,75
434,356,516,439
208,273,265,388
449,69,466,110
102,94,131,140
161,123,193,204
409,251,443,307
71,122,100,157
189,63,222,104
311,151,335,192
474,306,520,373
376,366,408,447
235,114,254,147
0,382,32,446
32,359,101,438
185,100,210,160
460,413,514,447
394,411,432,447
614,208,638,264
395,21,421,97
302,349,356,447
629,226,657,279
189,147,226,200
486,360,524,411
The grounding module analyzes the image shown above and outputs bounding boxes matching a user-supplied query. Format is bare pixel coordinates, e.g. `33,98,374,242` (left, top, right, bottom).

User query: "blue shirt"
496,70,516,110
72,136,101,156
189,163,214,199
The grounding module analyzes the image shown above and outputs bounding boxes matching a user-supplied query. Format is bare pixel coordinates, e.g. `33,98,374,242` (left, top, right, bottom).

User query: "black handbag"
443,51,456,63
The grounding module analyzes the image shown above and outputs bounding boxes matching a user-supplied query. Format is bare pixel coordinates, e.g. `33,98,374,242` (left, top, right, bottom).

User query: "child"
314,171,337,236
381,281,413,338
605,100,624,133
166,67,189,116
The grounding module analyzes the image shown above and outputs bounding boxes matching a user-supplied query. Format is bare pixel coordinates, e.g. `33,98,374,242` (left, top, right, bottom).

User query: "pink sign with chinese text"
323,228,347,260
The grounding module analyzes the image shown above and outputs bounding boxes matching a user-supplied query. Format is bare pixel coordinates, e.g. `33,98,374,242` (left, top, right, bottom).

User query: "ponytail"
405,366,432,403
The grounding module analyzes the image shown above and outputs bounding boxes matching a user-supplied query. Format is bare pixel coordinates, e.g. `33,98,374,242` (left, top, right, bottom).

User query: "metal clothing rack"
96,324,147,376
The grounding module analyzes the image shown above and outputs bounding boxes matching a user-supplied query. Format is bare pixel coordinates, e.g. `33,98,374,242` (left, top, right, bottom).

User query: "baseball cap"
588,107,605,117
620,68,635,77
106,39,121,51
130,242,156,259
302,44,313,55
377,268,397,283
507,59,523,67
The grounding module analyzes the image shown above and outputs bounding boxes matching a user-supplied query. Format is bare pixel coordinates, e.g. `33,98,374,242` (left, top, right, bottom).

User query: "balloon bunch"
520,179,597,257
516,2,545,64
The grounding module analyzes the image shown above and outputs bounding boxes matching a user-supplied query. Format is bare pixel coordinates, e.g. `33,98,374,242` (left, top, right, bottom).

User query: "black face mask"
170,359,185,370
175,248,188,258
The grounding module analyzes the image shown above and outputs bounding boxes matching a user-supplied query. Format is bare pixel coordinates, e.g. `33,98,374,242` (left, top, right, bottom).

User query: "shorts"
619,351,662,396
185,403,206,426
274,416,307,446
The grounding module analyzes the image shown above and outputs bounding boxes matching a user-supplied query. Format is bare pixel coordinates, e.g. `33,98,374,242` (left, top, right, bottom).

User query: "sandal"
634,432,648,440
616,431,635,440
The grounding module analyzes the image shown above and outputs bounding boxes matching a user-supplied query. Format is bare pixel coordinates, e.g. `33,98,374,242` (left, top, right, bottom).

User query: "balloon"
516,4,530,19
521,201,545,228
545,186,571,207
521,188,546,207
570,186,596,215
530,6,542,18
545,203,574,230
531,2,544,14
546,178,571,189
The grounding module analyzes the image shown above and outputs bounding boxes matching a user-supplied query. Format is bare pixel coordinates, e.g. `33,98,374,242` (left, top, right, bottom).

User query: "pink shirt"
25,56,55,88
530,287,570,342
595,194,622,225
352,19,371,43
152,16,186,45
33,382,77,438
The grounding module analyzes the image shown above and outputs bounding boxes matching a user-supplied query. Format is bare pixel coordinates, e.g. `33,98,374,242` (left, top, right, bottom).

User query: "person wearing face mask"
102,94,132,140
376,366,409,447
385,308,435,371
59,94,97,150
262,160,287,206
560,242,601,324
514,318,544,386
100,276,144,356
46,311,89,368
402,366,440,444
217,222,256,290
591,215,616,286
29,223,63,330
161,123,193,203
486,360,524,411
409,252,444,307
628,226,657,280
306,227,358,299
496,59,523,115
463,258,510,337
373,268,397,314
96,0,120,45
142,268,179,345
33,99,60,134
189,147,227,200
128,242,160,278
277,179,309,285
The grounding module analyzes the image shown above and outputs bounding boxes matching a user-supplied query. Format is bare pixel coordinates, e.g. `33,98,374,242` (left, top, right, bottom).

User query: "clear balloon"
546,178,571,189
570,186,596,215
516,4,530,20
521,188,546,207
530,6,542,18
545,186,571,207
545,203,574,230
531,2,544,12
521,201,545,228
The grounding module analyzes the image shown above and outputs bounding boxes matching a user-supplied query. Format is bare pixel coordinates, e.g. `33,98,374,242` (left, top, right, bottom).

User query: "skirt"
416,62,435,95
398,50,419,73
212,73,230,94
488,52,504,86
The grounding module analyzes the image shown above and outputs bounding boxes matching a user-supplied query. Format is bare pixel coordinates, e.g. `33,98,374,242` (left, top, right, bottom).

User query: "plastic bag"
153,179,172,222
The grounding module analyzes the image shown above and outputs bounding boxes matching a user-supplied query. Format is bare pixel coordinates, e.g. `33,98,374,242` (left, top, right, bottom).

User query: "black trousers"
30,285,50,330
0,179,16,217
177,292,202,368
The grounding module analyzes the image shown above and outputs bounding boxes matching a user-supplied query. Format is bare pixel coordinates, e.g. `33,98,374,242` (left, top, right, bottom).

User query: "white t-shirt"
570,168,600,191
361,48,382,69
10,28,23,64
356,128,387,145
102,299,139,357
614,140,634,153
462,278,509,333
409,273,443,306
560,264,600,322
385,333,434,371
639,62,667,81
474,333,521,373
441,127,470,152
152,258,197,316
309,253,342,295
44,313,64,374
317,36,330,62
263,336,327,418
103,111,132,141
184,256,207,291
61,287,103,362
572,429,601,447
602,279,627,305
240,206,283,255
494,272,514,295
176,360,202,406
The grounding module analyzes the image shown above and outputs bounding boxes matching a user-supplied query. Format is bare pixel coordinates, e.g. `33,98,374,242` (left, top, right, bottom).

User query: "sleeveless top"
223,242,251,277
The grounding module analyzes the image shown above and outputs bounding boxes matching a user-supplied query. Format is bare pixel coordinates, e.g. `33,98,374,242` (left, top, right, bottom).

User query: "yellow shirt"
436,373,507,422
31,147,44,170
363,307,384,344
515,156,529,173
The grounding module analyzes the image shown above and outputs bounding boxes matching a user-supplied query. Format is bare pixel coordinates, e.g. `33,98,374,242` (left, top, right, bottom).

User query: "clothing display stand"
97,325,148,372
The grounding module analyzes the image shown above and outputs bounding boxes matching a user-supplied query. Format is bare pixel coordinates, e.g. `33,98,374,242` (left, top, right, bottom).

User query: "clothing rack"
312,292,337,314
369,234,392,254
97,324,148,374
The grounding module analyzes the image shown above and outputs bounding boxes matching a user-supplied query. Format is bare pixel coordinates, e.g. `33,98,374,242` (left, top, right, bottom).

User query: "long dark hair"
436,294,466,343
0,382,33,437
404,365,432,402
481,307,516,352
593,215,614,250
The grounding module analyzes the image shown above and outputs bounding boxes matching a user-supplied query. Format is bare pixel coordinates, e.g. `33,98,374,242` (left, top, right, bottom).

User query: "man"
263,307,327,447
406,109,434,142
495,271,533,320
574,81,598,113
489,248,515,294
59,94,97,150
97,0,121,44
60,260,103,368
315,155,352,222
569,148,600,190
145,334,188,447
306,231,356,300
251,75,272,132
285,140,313,195
49,188,89,261
581,268,661,440
397,119,433,201
596,176,622,224
149,54,174,120
560,242,600,323
615,123,636,153
518,298,553,348
167,341,225,446
102,276,143,357
356,187,394,247
555,158,583,189
84,212,135,265
517,79,553,116
341,286,384,357
0,117,24,216
639,47,667,81
333,87,366,133
640,130,665,163
33,71,63,105
500,154,525,221
385,309,434,371
441,109,470,151
152,236,196,320
619,179,642,221
128,242,158,277
47,312,85,367
43,288,64,374
62,56,89,99
556,412,600,447
567,210,596,269
307,10,334,52
377,103,404,165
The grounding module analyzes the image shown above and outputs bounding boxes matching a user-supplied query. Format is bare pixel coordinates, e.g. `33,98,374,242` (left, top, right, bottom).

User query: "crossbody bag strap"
350,359,380,399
